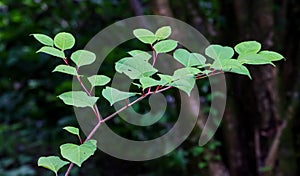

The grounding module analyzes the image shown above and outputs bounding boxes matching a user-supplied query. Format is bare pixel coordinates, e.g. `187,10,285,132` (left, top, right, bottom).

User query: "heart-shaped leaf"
52,65,78,76
38,156,69,175
153,40,177,53
212,59,251,79
71,50,96,67
54,32,75,50
115,57,158,79
31,34,53,46
133,29,156,44
234,41,261,55
128,50,152,61
173,48,206,66
155,26,171,40
102,87,136,106
58,91,99,108
87,75,111,88
139,77,161,90
63,126,79,136
205,45,234,60
37,46,65,58
60,140,97,167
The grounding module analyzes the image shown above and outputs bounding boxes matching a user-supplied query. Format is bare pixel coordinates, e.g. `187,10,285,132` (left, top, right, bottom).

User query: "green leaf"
102,87,136,106
205,45,234,60
234,41,261,55
31,34,53,46
63,126,79,136
158,74,173,85
60,140,97,167
155,26,171,40
133,28,156,44
37,46,65,58
38,156,69,174
131,82,142,88
140,77,161,89
168,67,199,96
212,59,252,78
115,57,158,79
259,50,284,61
173,49,206,66
128,50,152,61
71,50,96,67
87,75,111,88
153,40,178,53
238,53,274,66
52,65,78,76
54,32,75,50
58,91,99,108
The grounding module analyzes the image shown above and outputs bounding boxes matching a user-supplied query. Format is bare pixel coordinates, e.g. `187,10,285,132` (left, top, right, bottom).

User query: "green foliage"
60,140,97,167
58,91,99,108
38,156,69,175
32,25,284,175
102,87,137,106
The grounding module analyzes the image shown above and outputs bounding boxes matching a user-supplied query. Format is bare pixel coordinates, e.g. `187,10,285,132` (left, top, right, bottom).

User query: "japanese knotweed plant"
32,26,284,175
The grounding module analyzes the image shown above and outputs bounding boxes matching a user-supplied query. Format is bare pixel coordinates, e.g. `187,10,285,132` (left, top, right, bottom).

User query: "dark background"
1,0,299,175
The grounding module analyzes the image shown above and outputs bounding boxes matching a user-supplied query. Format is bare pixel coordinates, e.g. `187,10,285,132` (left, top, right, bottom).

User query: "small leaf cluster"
32,26,284,175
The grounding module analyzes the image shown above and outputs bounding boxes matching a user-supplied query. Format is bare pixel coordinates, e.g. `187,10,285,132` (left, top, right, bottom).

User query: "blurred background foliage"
0,0,299,176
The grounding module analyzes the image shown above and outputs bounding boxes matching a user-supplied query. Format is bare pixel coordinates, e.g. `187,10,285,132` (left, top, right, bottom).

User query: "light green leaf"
38,156,69,174
205,45,234,60
234,41,261,55
132,82,142,88
155,26,171,40
173,48,206,66
212,59,251,78
128,50,152,61
158,74,173,85
169,68,197,96
54,32,75,50
31,34,53,46
102,87,136,106
60,140,97,167
140,77,161,89
52,65,77,76
87,75,111,88
133,28,156,44
153,40,178,53
58,91,99,108
71,50,96,67
63,126,79,136
238,53,274,66
115,57,158,79
259,50,284,61
37,46,65,58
